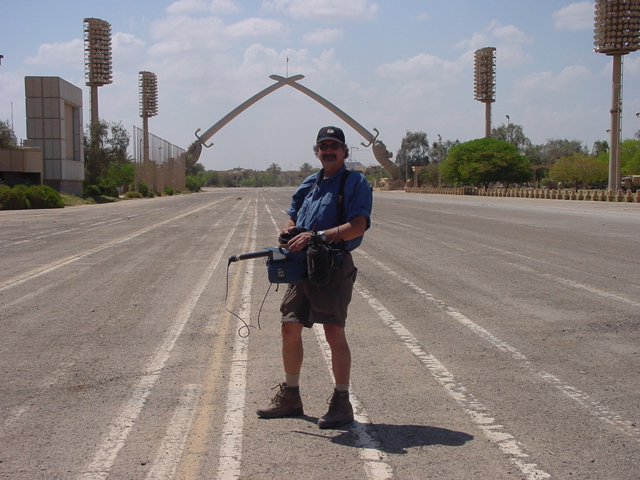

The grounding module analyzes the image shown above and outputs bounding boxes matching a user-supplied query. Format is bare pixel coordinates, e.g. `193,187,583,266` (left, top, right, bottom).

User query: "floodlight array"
474,47,496,103
594,0,640,54
139,71,158,118
83,18,113,86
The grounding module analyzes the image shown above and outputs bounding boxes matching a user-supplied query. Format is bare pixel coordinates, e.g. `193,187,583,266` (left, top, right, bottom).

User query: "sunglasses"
317,142,342,151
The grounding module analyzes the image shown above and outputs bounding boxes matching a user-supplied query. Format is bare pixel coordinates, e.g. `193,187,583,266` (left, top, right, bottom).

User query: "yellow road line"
176,200,257,480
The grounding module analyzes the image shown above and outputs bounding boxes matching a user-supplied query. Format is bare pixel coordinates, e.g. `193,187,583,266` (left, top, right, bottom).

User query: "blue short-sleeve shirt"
287,166,373,251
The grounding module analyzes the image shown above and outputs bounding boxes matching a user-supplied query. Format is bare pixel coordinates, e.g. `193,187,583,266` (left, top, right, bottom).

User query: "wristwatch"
318,231,327,242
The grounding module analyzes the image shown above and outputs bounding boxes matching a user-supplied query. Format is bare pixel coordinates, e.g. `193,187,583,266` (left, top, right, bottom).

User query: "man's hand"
287,231,313,251
278,225,300,245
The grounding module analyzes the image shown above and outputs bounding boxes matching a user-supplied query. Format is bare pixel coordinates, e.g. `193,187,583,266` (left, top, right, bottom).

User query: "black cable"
224,258,272,338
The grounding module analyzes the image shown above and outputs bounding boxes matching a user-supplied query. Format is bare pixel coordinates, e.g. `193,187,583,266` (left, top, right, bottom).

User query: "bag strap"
309,168,351,228
337,169,350,225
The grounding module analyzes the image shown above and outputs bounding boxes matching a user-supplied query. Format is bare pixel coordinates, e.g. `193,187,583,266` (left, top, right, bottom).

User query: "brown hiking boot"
256,383,304,418
317,389,354,429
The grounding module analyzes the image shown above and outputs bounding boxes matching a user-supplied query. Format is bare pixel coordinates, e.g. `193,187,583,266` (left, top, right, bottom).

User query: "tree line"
395,124,640,189
4,117,640,195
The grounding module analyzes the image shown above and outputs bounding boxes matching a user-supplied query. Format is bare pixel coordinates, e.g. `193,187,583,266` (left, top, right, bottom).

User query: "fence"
406,186,640,203
132,126,186,193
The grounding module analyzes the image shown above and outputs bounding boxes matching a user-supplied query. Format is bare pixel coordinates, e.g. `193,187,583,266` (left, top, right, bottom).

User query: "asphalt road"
0,189,638,479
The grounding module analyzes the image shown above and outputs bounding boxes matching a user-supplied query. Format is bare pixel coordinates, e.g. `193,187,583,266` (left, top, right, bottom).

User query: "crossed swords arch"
185,74,401,181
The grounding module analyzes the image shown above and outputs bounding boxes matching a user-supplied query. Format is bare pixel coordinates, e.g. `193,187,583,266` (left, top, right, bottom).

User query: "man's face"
316,141,346,172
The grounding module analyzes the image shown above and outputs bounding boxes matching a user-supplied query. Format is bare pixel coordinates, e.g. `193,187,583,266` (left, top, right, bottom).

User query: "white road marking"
354,282,551,480
76,200,247,480
266,197,393,478
357,249,639,440
145,384,202,480
0,199,225,292
313,325,394,480
215,202,258,480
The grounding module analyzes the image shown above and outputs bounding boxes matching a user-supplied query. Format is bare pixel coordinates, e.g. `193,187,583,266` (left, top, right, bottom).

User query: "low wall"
406,186,640,203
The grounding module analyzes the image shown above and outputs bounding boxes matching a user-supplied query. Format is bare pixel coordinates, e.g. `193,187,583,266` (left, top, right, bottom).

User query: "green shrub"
84,184,102,198
163,186,174,196
100,185,119,198
0,185,29,210
186,175,203,192
124,190,143,199
25,185,64,209
137,180,150,197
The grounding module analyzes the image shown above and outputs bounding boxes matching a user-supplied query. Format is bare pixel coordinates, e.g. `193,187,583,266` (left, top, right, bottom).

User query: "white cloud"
553,2,594,31
209,0,242,14
456,21,533,68
513,65,592,103
167,0,209,15
225,17,287,40
376,53,461,88
25,39,84,68
262,0,378,22
112,32,147,68
167,0,240,15
148,15,228,55
303,28,343,45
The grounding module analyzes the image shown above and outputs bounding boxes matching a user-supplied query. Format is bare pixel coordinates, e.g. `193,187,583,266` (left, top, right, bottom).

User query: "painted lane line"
216,202,258,480
354,282,551,480
357,249,639,440
313,324,394,480
76,200,248,480
505,261,640,309
145,384,202,480
267,195,392,478
0,198,225,292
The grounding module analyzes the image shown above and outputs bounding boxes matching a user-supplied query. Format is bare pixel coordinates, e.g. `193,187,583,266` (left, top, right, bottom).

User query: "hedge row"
0,184,64,210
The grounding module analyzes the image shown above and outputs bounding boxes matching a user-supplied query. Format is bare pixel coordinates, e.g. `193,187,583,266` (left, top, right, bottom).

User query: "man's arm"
286,215,367,252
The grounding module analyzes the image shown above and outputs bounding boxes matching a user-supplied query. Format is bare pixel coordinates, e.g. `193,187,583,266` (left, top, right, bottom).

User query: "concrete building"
25,76,84,195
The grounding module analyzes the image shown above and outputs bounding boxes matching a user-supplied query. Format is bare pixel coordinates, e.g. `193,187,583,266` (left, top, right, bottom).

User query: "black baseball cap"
316,126,346,145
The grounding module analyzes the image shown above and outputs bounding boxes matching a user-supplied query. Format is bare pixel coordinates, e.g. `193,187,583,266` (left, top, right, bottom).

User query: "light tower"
139,71,158,164
594,0,640,191
474,47,496,138
139,71,158,190
83,18,113,134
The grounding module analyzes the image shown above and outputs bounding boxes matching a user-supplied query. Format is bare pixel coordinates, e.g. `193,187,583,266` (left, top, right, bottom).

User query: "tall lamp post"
83,18,112,140
474,47,496,138
594,0,640,192
139,71,158,190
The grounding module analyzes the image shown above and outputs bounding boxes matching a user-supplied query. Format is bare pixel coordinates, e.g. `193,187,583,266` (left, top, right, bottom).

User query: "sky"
2,0,640,172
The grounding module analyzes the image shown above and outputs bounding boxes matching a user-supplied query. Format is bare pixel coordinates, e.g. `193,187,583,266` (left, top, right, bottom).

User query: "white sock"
285,373,300,388
335,383,349,392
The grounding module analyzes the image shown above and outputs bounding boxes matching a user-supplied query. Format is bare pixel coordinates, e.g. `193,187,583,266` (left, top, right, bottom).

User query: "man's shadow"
297,418,473,454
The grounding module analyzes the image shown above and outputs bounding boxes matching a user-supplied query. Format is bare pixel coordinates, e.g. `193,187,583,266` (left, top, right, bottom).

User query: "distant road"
0,189,638,479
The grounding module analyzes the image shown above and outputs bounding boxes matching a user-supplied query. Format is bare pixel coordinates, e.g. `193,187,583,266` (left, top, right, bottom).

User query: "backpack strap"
309,168,351,227
337,169,351,225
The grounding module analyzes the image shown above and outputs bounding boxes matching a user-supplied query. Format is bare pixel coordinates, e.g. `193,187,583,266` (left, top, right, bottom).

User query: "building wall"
25,76,84,196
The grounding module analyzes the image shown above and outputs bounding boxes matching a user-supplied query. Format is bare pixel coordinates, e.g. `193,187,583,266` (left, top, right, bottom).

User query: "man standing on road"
257,126,373,429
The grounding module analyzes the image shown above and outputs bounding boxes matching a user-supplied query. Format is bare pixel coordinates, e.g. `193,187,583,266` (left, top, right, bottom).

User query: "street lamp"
594,0,640,191
474,47,496,138
506,115,510,143
83,18,113,134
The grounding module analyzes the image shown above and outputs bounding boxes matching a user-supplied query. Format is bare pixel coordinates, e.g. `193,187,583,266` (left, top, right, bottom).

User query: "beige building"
24,76,84,195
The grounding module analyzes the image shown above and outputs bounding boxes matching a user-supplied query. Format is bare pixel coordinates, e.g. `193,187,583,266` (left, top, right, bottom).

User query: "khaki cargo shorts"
280,251,357,328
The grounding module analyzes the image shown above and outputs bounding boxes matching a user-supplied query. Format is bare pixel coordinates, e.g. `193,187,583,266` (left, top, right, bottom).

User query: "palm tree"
300,162,313,176
267,163,281,177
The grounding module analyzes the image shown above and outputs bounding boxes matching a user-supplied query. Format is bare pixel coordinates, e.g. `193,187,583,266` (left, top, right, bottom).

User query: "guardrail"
405,187,640,202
